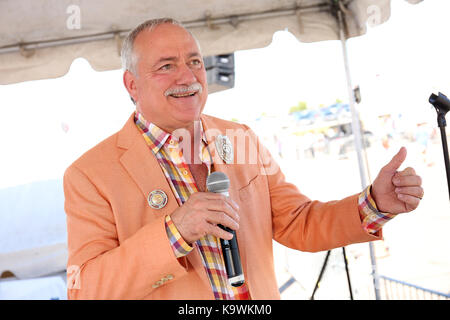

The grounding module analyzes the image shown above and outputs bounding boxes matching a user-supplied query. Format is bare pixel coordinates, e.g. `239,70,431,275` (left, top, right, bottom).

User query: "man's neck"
134,110,205,165
175,120,203,165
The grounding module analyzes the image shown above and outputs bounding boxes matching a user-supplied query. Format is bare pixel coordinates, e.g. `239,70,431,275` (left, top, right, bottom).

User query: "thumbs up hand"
371,147,424,214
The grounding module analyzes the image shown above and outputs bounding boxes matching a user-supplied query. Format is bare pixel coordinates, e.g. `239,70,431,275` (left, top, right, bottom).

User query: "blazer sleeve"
244,125,382,252
64,165,188,299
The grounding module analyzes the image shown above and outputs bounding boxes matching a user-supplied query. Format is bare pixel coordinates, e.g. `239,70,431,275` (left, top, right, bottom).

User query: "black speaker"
204,53,235,94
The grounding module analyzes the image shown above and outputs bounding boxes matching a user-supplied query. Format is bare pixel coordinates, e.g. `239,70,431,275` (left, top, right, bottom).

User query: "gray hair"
121,18,196,75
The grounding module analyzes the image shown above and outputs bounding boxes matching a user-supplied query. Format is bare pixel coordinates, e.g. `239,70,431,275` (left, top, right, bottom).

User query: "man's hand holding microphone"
170,172,245,286
170,191,240,244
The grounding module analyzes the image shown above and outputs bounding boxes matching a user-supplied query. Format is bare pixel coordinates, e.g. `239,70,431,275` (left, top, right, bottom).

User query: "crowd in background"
249,109,439,165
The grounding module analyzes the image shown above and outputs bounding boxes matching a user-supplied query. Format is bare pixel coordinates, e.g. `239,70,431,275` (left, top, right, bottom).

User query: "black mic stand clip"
429,92,450,200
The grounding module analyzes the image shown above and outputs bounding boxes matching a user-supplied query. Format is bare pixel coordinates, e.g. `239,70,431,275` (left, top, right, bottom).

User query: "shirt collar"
134,111,208,154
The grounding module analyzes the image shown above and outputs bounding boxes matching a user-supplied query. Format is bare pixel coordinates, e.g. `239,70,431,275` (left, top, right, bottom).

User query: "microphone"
206,171,245,287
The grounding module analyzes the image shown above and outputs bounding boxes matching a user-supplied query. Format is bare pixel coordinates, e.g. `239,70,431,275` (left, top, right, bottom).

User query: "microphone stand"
310,247,353,300
429,92,450,200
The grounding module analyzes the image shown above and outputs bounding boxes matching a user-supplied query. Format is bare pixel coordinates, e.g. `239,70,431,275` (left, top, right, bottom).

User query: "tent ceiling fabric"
0,0,421,85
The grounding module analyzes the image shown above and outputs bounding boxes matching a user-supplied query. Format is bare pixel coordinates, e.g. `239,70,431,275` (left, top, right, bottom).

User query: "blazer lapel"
117,114,178,217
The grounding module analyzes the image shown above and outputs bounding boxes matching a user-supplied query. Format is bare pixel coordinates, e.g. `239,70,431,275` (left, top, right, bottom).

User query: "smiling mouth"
169,92,197,98
165,83,203,98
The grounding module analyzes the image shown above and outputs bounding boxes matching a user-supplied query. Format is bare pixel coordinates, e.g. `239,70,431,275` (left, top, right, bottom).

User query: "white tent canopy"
0,0,420,85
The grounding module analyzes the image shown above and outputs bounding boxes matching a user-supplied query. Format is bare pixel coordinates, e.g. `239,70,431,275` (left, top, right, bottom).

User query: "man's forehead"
157,51,202,62
134,23,202,64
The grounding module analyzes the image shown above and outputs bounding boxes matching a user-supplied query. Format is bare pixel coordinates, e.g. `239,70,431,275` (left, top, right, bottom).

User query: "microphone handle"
218,224,245,287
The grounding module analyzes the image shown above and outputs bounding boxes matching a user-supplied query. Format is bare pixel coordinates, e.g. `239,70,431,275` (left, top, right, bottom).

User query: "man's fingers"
395,186,424,199
203,193,240,212
397,167,416,176
206,210,239,231
175,192,241,242
206,199,239,221
207,223,234,240
396,193,421,207
392,174,422,187
383,146,407,173
225,198,240,214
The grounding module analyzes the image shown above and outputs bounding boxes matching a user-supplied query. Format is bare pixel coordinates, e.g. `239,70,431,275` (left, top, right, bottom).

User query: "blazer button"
369,213,378,220
152,280,163,288
163,274,174,281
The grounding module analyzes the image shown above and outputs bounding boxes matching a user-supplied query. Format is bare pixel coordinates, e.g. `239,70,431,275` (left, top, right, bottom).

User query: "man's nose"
176,64,197,85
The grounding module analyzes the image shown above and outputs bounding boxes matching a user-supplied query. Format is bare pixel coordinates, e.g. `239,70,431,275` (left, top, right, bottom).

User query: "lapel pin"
148,189,168,209
215,134,233,164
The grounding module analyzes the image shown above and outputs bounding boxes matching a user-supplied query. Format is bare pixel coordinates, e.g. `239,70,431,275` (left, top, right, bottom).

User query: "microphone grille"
206,171,230,193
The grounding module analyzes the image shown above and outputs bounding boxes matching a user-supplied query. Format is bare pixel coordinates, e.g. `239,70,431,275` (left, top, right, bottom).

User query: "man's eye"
160,64,171,70
191,59,202,66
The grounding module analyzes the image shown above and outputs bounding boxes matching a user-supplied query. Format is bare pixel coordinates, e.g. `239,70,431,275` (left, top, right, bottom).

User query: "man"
64,18,424,300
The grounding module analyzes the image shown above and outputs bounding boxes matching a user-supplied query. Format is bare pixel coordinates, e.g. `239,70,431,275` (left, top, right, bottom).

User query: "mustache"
164,83,203,97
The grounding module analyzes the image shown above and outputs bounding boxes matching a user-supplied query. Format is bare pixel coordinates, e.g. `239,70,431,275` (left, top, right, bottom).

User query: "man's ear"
123,70,138,104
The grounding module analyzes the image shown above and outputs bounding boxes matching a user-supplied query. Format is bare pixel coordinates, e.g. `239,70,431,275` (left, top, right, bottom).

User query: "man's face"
126,23,208,133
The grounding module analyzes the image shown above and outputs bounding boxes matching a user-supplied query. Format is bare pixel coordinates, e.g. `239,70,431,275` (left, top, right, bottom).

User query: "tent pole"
336,8,381,300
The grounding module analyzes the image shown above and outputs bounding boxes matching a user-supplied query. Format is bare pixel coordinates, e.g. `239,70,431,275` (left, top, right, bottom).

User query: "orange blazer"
64,113,381,300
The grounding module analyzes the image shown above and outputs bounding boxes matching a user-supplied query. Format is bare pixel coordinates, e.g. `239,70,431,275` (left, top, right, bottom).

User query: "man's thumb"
383,146,407,173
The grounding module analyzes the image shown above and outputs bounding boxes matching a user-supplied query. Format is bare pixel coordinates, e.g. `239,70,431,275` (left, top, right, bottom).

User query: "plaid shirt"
134,111,391,299
135,112,248,300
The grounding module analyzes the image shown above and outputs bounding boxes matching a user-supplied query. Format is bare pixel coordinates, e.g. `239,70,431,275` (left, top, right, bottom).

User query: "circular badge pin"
147,190,168,209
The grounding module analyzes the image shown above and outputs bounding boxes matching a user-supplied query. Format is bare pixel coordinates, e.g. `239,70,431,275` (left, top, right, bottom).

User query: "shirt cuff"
358,185,396,235
165,215,194,258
